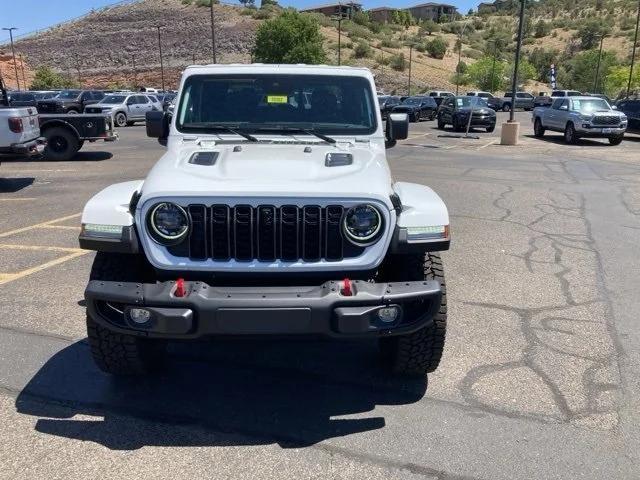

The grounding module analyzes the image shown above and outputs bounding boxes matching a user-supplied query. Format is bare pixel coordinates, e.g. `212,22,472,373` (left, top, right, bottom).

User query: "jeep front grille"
592,115,619,126
168,205,364,262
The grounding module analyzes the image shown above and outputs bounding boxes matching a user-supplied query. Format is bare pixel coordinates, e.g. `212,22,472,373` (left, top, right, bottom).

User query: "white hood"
139,139,394,208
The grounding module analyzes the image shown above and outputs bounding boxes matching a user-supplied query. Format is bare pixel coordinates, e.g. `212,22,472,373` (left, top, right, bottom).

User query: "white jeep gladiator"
79,64,450,377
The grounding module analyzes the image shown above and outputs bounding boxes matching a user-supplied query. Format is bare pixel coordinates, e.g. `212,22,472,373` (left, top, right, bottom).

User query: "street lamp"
19,54,27,90
331,14,344,65
156,25,165,91
593,34,606,93
2,27,20,91
455,21,470,95
408,43,414,96
628,0,640,98
508,0,526,123
210,0,217,64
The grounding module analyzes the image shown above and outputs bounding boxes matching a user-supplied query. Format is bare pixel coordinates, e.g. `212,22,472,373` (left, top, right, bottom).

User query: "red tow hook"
174,278,186,298
341,277,353,296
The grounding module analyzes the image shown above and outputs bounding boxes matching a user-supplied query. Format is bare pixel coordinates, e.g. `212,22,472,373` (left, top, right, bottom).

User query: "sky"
0,0,480,44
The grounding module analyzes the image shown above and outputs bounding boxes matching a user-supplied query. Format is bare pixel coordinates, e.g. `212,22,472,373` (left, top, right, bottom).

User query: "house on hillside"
368,6,397,23
477,0,512,13
407,2,458,22
300,2,363,19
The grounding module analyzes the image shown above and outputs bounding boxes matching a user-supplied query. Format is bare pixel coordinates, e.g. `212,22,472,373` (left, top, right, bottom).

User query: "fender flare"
39,118,81,139
81,180,144,227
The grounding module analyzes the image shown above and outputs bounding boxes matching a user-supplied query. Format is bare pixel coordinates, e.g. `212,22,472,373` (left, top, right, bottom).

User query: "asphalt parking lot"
1,111,640,479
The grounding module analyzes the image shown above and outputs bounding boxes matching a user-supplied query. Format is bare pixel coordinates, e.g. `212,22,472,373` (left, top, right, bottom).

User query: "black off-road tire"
608,136,623,145
564,122,578,144
486,124,496,133
534,118,545,138
43,126,80,161
437,116,446,129
502,103,511,112
378,252,447,376
86,252,166,375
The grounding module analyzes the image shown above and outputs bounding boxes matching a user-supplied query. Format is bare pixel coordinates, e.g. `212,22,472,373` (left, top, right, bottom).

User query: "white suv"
79,64,450,377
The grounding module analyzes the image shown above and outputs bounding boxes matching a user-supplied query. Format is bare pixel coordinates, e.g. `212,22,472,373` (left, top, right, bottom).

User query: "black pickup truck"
37,90,105,114
40,113,118,160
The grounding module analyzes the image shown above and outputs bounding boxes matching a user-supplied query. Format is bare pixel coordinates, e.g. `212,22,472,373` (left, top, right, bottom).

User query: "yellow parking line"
0,251,89,286
0,213,81,238
0,198,37,202
476,140,496,150
0,244,85,253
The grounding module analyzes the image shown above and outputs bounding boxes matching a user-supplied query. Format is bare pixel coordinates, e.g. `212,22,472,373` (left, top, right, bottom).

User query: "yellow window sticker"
267,95,288,104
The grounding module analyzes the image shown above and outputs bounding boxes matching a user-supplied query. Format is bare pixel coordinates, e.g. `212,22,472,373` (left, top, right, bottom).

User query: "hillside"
0,0,637,95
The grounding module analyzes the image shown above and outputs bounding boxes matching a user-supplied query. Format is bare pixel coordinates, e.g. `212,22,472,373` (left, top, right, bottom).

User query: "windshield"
402,97,422,105
56,90,81,99
101,95,126,104
176,74,377,136
573,98,610,113
456,97,488,108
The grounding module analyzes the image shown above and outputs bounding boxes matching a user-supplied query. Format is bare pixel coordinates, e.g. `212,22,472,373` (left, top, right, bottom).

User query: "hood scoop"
325,152,353,167
189,151,219,166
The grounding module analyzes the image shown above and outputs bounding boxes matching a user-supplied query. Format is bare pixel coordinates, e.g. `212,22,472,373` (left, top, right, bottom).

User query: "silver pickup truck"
487,91,535,112
532,96,627,145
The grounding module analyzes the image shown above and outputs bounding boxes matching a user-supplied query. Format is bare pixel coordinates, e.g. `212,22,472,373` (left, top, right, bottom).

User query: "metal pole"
210,0,217,64
509,0,526,122
132,54,138,87
490,41,497,93
156,26,165,91
338,17,342,65
594,35,605,93
408,44,413,96
2,28,20,91
19,54,27,90
628,0,640,98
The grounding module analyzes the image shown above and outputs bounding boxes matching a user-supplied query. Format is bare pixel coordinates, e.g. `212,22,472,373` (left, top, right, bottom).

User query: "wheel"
66,109,79,114
564,123,578,144
534,118,545,138
437,116,445,129
378,252,447,376
608,136,623,145
452,117,464,132
409,113,417,122
114,112,128,127
486,124,495,133
43,126,80,161
502,103,511,112
86,253,166,376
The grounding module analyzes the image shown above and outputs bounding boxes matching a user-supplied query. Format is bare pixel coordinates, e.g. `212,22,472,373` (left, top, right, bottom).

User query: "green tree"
527,47,559,82
564,49,618,93
30,66,78,90
576,19,605,50
456,60,468,74
420,19,440,35
508,58,536,86
426,37,447,59
467,56,509,91
351,10,370,26
254,10,326,64
353,40,372,58
389,53,406,71
534,20,550,38
604,65,640,98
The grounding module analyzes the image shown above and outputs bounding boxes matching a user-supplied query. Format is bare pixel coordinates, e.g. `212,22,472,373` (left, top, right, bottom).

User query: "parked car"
85,93,157,127
378,95,401,120
391,95,438,122
466,91,494,99
6,91,38,108
0,98,46,160
532,96,627,145
615,98,640,134
37,90,105,114
159,93,177,112
427,90,454,106
488,91,535,112
79,64,451,378
144,94,164,112
534,89,582,108
437,96,496,132
32,91,60,101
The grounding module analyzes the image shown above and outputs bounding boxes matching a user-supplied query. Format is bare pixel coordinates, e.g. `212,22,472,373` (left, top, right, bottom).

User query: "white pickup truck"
0,81,46,162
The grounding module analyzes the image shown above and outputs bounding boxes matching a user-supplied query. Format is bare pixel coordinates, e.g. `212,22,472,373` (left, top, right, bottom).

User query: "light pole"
628,0,640,98
593,34,606,93
19,54,27,90
156,25,165,91
209,0,217,63
490,40,498,93
332,14,344,65
455,22,470,95
509,0,526,123
408,44,413,96
2,27,20,91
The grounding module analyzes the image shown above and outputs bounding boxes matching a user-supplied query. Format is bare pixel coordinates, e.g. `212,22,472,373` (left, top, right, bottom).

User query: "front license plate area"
602,128,614,134
216,308,312,334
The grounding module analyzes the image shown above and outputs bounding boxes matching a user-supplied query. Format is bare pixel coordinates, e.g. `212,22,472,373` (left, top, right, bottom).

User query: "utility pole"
210,0,217,63
509,0,526,122
19,54,27,90
593,34,606,93
2,27,20,91
490,40,497,93
156,25,165,91
332,14,343,65
628,0,640,98
454,22,470,95
408,44,413,96
132,54,138,88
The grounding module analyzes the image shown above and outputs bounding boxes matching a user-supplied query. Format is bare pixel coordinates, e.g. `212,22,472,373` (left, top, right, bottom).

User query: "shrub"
426,37,447,59
252,8,272,19
534,20,551,38
379,37,401,48
419,19,440,35
342,20,374,40
353,41,372,58
389,53,406,71
240,8,253,15
463,48,483,59
375,53,391,65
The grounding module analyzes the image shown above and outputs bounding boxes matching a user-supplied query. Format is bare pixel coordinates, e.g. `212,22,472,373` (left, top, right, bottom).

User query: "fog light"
129,308,152,324
377,306,400,323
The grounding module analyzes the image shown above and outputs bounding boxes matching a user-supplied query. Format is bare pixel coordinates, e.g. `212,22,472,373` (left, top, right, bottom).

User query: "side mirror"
385,113,409,149
146,111,169,146
611,105,618,110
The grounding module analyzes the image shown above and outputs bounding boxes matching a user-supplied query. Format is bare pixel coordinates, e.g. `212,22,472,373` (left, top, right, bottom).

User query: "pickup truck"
532,96,627,145
534,89,582,108
39,113,118,160
487,91,535,112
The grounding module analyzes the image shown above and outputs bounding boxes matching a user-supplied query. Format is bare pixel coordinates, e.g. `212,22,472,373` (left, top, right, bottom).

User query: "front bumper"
575,124,626,137
0,137,47,156
457,115,495,127
85,278,442,339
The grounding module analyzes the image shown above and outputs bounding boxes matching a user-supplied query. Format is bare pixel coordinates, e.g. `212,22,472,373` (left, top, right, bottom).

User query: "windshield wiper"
189,123,258,142
252,126,336,144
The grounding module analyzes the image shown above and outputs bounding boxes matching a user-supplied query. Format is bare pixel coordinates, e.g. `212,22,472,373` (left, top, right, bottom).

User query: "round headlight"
343,204,383,245
149,202,189,243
